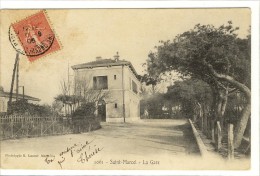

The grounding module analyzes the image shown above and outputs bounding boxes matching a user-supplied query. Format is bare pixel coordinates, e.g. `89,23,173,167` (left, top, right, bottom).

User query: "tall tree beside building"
146,22,250,148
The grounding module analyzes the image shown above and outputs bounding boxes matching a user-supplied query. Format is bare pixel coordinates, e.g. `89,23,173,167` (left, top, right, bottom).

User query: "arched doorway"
98,100,106,122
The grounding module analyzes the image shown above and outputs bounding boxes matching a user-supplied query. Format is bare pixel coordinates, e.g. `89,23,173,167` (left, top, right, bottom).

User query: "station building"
71,54,141,122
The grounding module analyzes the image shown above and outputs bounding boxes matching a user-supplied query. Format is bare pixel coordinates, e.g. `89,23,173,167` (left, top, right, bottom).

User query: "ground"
0,119,249,170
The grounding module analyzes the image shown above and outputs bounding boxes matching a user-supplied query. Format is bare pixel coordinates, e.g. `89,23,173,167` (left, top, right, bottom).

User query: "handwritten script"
44,139,103,169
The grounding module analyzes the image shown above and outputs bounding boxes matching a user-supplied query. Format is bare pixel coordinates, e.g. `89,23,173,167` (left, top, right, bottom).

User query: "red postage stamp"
9,10,61,62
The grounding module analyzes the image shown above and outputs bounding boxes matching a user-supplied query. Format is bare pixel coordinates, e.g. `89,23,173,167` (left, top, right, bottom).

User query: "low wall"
188,119,210,157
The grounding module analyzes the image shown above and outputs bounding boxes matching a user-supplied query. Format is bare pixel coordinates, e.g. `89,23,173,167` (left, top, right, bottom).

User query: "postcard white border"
0,1,259,176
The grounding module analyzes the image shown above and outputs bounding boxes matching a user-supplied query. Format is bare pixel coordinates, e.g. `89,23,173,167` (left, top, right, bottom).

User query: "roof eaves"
71,60,140,81
128,63,140,81
72,61,130,70
0,92,41,101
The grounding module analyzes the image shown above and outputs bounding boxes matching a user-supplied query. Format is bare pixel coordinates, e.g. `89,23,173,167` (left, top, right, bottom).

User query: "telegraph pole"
8,52,19,114
16,55,20,101
68,62,70,96
19,86,25,100
122,65,125,123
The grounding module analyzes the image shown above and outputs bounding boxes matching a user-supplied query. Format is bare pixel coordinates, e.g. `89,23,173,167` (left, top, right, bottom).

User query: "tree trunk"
219,89,228,129
69,104,72,115
206,64,251,148
234,98,251,148
221,89,228,117
216,92,224,128
64,103,67,116
203,103,209,134
197,102,203,129
210,88,218,122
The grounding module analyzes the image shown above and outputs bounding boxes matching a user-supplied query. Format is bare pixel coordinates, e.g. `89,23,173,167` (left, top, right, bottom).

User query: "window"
115,103,117,108
114,75,117,80
132,80,138,94
93,76,108,89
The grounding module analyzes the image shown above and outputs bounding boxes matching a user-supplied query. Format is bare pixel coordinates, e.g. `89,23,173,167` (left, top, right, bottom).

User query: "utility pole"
16,55,20,101
22,86,24,100
68,62,70,96
67,62,74,96
19,86,25,100
8,52,19,114
121,64,126,123
114,52,126,122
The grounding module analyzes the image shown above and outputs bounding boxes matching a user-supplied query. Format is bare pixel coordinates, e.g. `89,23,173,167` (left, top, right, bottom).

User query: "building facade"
71,56,141,122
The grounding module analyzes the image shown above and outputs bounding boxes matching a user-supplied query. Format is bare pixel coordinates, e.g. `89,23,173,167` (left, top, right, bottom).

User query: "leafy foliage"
166,79,212,118
147,22,250,86
71,102,96,119
140,93,166,118
10,100,53,116
146,22,251,147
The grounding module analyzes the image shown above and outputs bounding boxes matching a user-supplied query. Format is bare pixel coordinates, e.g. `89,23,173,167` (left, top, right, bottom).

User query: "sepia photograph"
0,2,259,175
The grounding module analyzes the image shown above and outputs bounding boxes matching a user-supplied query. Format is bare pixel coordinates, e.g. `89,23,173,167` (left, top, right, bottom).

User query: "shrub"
9,100,53,116
72,102,96,119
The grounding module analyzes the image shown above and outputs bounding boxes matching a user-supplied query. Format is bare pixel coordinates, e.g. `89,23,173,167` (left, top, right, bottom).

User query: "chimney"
114,52,120,62
96,56,102,61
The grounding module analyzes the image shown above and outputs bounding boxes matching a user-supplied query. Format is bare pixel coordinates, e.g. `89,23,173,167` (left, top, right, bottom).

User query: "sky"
0,9,250,104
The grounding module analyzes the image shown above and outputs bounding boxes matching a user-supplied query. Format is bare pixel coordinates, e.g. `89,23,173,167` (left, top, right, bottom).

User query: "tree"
166,79,212,120
52,100,63,115
147,22,250,148
140,93,166,118
56,79,72,116
74,75,111,105
55,75,111,118
54,94,71,116
10,100,53,116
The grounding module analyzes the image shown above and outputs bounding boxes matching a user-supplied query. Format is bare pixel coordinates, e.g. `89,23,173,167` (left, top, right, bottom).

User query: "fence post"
211,120,215,143
26,121,29,137
216,121,222,151
200,117,203,132
11,117,14,138
88,123,92,132
52,121,55,135
228,124,234,160
40,122,43,136
21,118,24,129
204,115,208,134
2,117,5,138
193,115,196,122
62,123,64,134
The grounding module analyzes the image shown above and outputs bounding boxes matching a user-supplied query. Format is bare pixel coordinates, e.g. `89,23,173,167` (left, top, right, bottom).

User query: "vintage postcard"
0,3,259,175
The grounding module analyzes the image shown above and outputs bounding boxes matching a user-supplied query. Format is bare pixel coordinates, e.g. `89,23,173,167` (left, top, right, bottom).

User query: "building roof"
0,90,40,102
71,58,140,79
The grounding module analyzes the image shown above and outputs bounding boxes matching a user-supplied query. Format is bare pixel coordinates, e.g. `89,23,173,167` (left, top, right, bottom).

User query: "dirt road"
1,119,202,170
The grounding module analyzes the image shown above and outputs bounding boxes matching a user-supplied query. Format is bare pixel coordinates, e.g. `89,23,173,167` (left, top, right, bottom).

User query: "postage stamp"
9,10,61,62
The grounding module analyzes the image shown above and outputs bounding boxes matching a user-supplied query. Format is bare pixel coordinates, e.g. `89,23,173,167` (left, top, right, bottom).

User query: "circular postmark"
9,24,55,57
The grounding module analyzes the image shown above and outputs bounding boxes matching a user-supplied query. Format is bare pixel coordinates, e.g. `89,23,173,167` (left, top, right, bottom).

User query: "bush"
9,100,53,116
71,102,101,133
72,102,96,119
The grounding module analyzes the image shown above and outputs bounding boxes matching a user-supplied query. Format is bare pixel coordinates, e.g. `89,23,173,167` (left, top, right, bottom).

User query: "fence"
194,116,250,159
0,115,101,140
